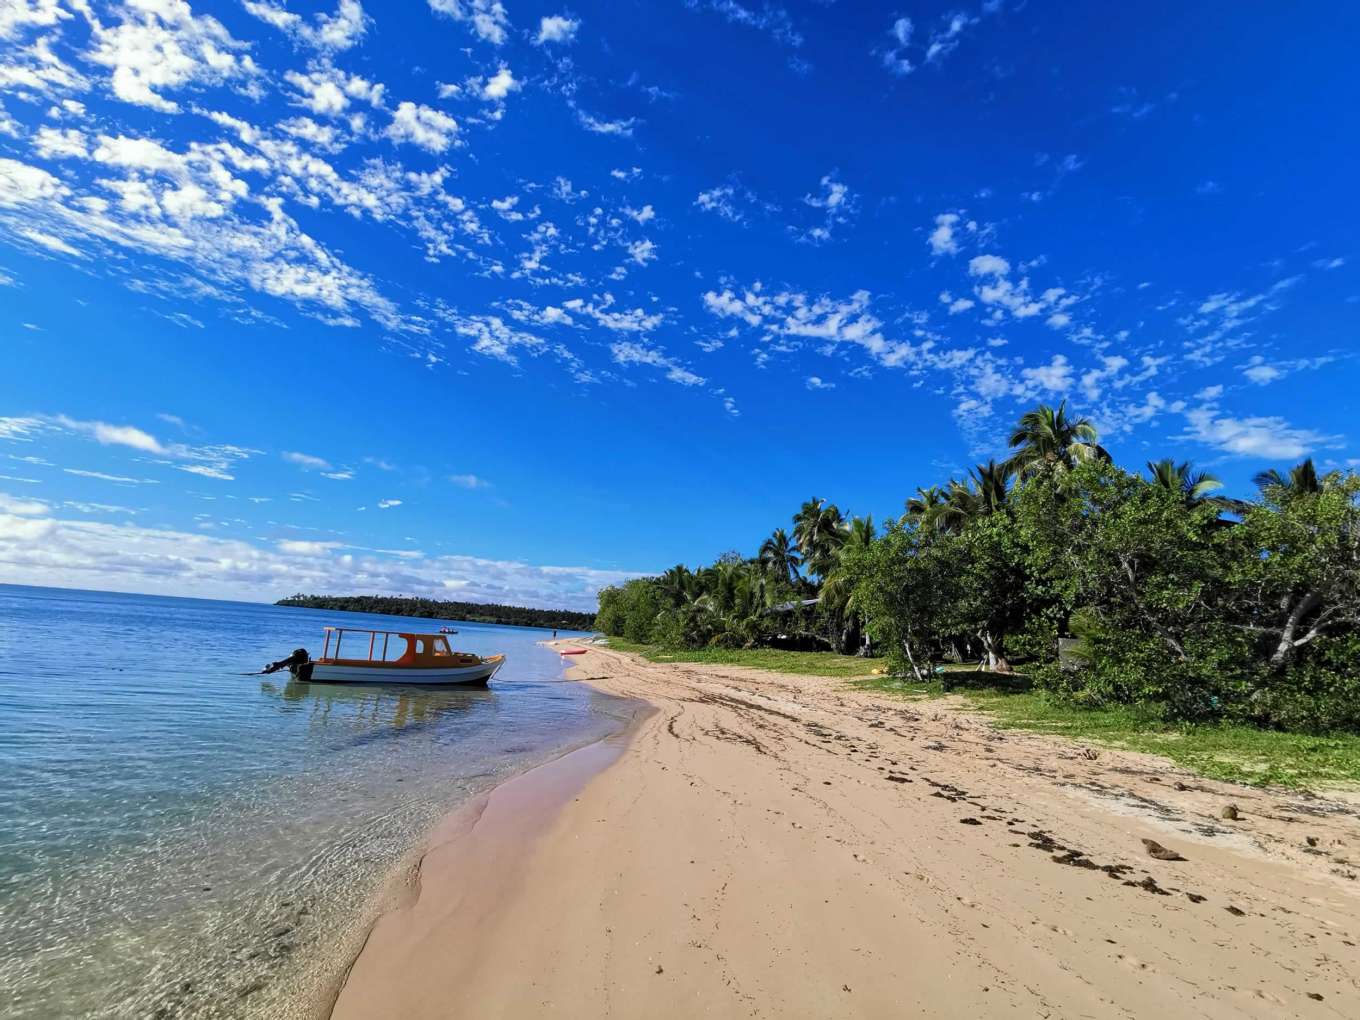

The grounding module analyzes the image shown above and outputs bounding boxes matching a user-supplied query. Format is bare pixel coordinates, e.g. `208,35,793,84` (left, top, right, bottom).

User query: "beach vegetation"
277,593,595,631
595,400,1360,739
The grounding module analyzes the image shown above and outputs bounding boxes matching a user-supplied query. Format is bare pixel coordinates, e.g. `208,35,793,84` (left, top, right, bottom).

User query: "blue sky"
1,0,1357,611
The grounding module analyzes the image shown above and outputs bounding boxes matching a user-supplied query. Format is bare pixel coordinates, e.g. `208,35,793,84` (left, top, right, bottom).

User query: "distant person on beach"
552,629,557,638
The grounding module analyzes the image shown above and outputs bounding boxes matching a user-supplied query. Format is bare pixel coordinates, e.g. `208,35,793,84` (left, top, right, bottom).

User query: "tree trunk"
1269,592,1321,669
980,629,1012,673
901,639,928,684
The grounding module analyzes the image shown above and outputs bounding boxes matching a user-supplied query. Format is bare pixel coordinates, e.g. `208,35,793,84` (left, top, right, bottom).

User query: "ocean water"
0,584,626,1019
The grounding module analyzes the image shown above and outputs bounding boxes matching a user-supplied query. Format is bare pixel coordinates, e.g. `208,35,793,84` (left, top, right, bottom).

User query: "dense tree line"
276,594,596,631
596,403,1360,733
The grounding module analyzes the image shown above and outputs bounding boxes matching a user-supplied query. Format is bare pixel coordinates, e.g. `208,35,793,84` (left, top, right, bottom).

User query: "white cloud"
19,227,82,256
930,210,984,257
623,203,655,225
686,0,802,49
244,0,369,52
428,0,510,45
176,463,234,481
805,375,835,390
377,497,402,508
1019,353,1073,394
965,253,1078,322
0,512,56,541
576,108,636,136
0,492,48,515
385,102,459,153
794,173,856,244
449,473,491,488
282,450,331,470
33,126,87,158
610,341,704,386
63,468,159,484
1182,402,1340,460
535,14,579,45
480,65,520,101
626,238,656,266
84,0,263,113
695,184,750,224
55,415,164,453
881,16,914,74
703,283,952,373
0,141,412,329
562,294,662,333
284,66,385,117
1182,276,1301,366
1239,353,1336,386
21,414,255,481
0,513,633,610
928,212,961,255
0,0,70,41
968,254,1010,277
278,538,343,555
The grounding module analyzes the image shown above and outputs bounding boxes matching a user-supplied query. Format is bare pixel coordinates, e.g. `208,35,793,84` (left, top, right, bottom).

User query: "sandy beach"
331,644,1360,1018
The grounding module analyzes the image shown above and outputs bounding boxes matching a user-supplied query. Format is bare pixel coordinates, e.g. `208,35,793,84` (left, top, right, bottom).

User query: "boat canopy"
319,627,480,667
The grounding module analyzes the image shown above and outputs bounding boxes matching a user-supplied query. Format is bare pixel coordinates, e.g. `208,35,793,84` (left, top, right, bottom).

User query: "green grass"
852,673,1360,789
606,639,880,678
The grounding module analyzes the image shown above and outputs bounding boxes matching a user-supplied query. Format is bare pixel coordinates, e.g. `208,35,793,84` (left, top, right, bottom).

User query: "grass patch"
852,674,1360,789
606,639,879,679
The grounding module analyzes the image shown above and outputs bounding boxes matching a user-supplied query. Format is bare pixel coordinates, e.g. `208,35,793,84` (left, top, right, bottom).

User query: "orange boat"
271,627,505,686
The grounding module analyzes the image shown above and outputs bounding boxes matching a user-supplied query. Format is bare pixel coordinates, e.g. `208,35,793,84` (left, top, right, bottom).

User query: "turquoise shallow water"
0,584,625,1019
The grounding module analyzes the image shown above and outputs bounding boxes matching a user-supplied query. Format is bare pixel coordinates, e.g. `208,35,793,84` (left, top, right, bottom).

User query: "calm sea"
0,584,627,1019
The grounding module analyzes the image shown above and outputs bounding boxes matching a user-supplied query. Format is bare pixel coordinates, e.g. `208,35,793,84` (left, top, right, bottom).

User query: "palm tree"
758,527,801,586
969,459,1011,515
844,514,876,550
1252,458,1337,497
1145,459,1236,509
793,497,846,581
1005,401,1110,478
658,564,696,605
820,515,876,654
903,485,949,531
916,463,1012,535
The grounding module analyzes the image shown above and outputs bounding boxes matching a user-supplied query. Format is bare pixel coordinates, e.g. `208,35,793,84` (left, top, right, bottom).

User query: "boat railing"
320,627,458,664
323,627,406,663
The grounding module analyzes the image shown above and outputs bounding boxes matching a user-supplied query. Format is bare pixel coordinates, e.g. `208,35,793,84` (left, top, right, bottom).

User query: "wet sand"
331,644,1360,1018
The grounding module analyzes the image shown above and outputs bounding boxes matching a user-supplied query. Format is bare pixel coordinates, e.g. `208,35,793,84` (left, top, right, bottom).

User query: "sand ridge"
331,644,1360,1018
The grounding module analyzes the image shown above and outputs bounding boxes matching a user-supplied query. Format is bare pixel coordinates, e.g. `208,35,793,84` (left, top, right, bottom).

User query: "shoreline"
322,665,651,1018
330,642,1360,1018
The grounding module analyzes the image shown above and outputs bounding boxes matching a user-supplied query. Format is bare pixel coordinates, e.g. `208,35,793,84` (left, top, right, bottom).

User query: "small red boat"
559,648,588,656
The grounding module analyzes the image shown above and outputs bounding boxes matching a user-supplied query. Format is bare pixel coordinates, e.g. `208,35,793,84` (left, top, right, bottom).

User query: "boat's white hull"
305,658,503,685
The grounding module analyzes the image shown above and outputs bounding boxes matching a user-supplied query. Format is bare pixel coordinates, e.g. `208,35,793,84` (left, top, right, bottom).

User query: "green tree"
937,512,1029,673
1252,457,1340,497
793,497,847,581
1144,458,1232,509
1226,476,1360,672
1004,401,1109,479
903,485,949,532
851,522,953,682
820,515,876,654
758,527,801,586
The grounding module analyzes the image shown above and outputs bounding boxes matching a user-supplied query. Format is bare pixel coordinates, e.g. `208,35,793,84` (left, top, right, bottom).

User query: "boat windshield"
320,627,457,664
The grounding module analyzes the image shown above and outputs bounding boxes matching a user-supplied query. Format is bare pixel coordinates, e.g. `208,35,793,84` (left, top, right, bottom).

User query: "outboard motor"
263,648,311,681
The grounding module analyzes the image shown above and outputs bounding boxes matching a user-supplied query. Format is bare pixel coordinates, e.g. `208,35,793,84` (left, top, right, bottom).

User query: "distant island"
276,594,596,631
